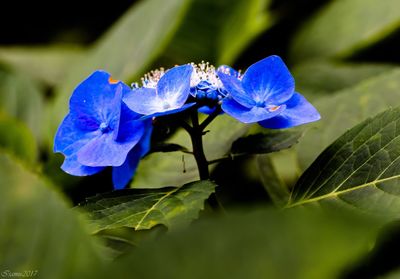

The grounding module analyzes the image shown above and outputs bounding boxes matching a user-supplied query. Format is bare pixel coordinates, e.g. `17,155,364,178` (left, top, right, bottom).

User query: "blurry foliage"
1,0,400,277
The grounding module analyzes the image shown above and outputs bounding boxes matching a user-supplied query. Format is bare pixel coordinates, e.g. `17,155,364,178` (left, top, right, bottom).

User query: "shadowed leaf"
289,107,400,221
79,180,216,233
0,152,102,277
231,129,303,155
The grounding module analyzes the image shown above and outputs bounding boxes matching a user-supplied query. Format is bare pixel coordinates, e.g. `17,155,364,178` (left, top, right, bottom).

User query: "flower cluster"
54,55,320,189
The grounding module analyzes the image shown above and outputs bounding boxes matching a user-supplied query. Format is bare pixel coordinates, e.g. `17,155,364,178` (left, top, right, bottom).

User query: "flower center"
190,61,222,89
255,100,266,107
99,122,111,133
163,103,171,110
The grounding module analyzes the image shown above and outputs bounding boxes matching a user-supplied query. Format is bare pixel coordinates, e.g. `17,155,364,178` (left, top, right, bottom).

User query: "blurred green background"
1,0,400,278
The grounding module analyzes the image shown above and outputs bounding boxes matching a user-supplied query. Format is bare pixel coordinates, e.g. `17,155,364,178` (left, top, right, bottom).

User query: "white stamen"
141,68,165,88
190,61,222,88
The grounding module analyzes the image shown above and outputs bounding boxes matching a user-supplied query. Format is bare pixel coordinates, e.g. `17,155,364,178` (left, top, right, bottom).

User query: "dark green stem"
184,110,221,210
199,107,222,131
190,111,210,180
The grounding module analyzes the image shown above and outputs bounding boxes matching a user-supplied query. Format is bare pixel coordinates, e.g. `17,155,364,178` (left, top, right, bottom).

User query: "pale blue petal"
222,98,285,124
122,87,162,115
77,131,143,167
140,103,196,119
157,65,193,107
61,153,104,176
217,65,241,78
112,121,153,189
115,102,145,142
259,93,321,129
242,55,294,105
54,114,100,155
217,72,255,108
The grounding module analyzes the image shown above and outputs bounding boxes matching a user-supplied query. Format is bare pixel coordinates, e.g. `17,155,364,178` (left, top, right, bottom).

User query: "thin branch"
179,119,194,135
199,106,222,131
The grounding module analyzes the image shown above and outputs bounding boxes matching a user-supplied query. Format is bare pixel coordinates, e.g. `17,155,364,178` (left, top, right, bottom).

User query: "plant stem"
190,111,209,180
199,107,222,131
189,110,221,210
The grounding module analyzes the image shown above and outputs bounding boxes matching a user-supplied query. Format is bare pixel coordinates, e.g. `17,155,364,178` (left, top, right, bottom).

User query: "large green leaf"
79,180,216,234
0,67,45,143
132,114,249,188
49,0,192,144
290,0,400,61
296,69,400,171
0,45,83,85
0,152,102,277
293,61,396,99
0,114,37,164
259,68,400,191
157,0,271,66
289,107,400,220
97,207,378,279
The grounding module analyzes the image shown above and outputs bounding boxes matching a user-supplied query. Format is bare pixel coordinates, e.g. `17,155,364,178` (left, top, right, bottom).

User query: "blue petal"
54,114,103,176
69,70,129,129
217,65,241,78
217,72,255,108
77,129,144,167
156,65,193,108
258,93,321,129
122,87,161,115
115,102,145,142
138,120,154,157
112,147,142,190
140,102,196,119
61,153,104,176
242,55,294,105
198,106,225,115
222,98,285,124
112,121,153,189
54,114,100,155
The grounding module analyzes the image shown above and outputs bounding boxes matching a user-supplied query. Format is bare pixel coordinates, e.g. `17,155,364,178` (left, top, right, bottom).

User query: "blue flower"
54,70,151,189
217,55,320,128
123,65,194,118
189,62,239,114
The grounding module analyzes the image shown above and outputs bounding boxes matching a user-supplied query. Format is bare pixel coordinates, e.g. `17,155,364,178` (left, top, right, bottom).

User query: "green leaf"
0,114,37,164
157,0,271,66
256,154,290,207
49,0,192,145
231,129,303,155
132,114,249,188
0,67,45,143
293,61,396,99
79,180,216,234
290,0,400,61
296,68,400,171
0,152,102,277
100,207,378,279
0,45,83,85
289,107,400,220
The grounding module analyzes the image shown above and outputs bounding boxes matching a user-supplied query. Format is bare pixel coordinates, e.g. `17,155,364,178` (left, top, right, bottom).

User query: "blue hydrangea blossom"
217,55,320,128
54,70,151,189
123,65,194,118
189,63,239,114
